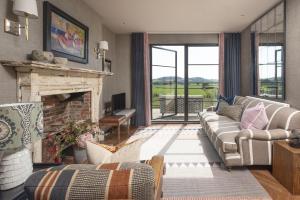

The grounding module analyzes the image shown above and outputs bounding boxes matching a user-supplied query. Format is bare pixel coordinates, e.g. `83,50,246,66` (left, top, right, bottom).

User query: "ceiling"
83,0,282,34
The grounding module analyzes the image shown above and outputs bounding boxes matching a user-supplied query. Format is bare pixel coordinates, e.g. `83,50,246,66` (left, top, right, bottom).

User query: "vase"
72,145,87,164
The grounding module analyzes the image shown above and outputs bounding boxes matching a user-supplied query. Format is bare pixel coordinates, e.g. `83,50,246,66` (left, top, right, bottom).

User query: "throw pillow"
86,138,146,165
215,95,235,111
240,102,269,130
220,104,244,121
216,99,229,115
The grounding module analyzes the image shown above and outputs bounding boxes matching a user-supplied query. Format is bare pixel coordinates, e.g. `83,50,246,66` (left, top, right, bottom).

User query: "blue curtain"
131,33,150,126
224,33,241,97
250,32,257,95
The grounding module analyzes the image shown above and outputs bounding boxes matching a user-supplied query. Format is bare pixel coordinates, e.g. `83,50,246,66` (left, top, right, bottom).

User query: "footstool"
24,156,165,200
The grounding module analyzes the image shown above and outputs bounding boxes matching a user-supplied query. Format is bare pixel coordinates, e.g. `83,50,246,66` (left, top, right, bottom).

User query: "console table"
99,109,136,143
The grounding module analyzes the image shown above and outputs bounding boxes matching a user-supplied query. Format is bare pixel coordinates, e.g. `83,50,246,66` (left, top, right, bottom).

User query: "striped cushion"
207,120,241,153
199,112,230,122
25,163,155,200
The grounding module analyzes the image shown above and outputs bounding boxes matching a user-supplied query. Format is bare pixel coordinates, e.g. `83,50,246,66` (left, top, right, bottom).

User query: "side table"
99,109,136,143
272,140,300,195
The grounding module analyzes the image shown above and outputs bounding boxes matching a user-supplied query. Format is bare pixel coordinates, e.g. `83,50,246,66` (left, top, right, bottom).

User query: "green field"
152,83,218,110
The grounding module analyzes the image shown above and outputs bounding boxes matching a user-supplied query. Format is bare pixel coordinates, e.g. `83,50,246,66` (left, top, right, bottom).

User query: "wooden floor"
251,170,300,200
105,125,300,200
101,125,138,146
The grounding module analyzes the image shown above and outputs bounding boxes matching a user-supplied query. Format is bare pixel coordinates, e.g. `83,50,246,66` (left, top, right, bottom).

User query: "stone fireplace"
0,61,113,162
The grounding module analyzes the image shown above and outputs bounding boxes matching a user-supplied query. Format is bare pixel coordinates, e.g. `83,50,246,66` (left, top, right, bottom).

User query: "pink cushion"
240,102,269,130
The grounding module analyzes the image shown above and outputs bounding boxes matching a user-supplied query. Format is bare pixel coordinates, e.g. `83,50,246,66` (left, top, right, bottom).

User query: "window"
251,2,285,100
258,45,283,99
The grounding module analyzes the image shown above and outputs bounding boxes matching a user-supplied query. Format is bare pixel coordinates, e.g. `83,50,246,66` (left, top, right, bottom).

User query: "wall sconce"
4,0,38,40
94,41,109,61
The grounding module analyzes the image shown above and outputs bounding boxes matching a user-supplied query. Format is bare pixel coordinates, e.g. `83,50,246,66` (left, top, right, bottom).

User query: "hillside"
153,76,218,84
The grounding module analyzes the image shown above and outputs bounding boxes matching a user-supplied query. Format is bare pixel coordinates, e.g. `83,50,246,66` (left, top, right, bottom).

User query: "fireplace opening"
42,92,91,162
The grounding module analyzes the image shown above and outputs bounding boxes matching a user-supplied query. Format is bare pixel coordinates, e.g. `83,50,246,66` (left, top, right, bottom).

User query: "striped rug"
130,124,271,199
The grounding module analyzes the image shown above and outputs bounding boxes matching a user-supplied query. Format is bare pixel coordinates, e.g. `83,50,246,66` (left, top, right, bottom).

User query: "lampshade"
0,102,43,150
99,41,109,51
12,0,38,19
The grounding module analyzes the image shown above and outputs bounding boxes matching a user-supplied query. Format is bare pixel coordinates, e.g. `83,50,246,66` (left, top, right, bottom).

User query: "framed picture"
103,59,112,72
43,1,89,64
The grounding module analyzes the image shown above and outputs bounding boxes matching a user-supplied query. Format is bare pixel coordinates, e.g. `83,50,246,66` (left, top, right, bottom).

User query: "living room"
1,0,300,199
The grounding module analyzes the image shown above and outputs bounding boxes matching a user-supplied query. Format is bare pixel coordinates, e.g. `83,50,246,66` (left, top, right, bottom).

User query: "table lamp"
0,102,43,190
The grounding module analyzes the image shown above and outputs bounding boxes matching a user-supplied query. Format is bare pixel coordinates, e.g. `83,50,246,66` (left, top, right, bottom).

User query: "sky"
151,45,282,80
152,46,219,80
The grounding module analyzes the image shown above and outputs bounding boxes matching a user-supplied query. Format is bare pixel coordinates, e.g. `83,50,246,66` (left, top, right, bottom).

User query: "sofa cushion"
207,120,241,153
234,96,248,105
240,102,269,130
266,106,300,130
199,111,231,123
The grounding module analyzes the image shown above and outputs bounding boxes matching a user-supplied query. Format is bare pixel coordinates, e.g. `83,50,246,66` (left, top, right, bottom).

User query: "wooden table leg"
118,125,121,143
127,119,130,136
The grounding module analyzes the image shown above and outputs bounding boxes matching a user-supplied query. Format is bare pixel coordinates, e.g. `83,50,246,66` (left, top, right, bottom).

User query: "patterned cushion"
217,100,243,121
240,102,269,130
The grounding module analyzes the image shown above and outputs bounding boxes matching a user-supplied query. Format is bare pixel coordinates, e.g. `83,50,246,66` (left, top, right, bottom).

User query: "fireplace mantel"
1,60,113,162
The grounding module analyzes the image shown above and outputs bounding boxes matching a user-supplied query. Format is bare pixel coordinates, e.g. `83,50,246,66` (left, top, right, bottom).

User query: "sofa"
24,156,165,200
199,96,300,167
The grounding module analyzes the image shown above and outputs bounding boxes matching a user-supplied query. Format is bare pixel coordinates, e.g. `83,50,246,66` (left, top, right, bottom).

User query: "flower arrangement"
45,120,103,162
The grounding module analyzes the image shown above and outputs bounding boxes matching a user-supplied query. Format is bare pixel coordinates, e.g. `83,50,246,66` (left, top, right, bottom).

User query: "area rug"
130,124,271,199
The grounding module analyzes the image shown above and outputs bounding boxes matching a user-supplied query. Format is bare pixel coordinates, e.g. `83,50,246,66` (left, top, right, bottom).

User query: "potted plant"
46,120,103,163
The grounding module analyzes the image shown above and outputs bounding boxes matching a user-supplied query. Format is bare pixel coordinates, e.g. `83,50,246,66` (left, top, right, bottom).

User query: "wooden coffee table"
99,109,135,143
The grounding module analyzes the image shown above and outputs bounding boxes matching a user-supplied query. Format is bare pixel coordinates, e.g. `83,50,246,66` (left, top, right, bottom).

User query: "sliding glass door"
150,45,219,122
187,46,219,121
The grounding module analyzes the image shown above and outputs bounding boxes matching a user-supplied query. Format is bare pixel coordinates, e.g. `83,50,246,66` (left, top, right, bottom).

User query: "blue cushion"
215,95,235,111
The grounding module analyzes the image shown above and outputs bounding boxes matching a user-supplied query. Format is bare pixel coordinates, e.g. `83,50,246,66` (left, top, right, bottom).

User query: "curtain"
219,33,225,96
223,33,241,97
131,33,151,126
251,32,259,96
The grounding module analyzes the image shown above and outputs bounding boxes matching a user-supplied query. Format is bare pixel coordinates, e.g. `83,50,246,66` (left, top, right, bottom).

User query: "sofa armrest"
237,129,297,141
145,156,164,200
